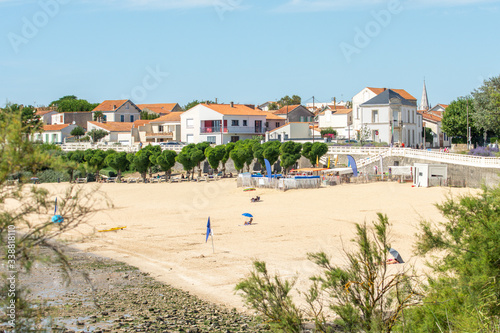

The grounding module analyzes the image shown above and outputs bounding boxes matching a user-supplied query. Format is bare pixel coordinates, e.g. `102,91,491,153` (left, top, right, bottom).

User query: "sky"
1,0,499,109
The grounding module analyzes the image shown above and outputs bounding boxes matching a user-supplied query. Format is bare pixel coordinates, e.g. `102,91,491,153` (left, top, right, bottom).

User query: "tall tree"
472,75,500,136
279,141,302,174
176,144,198,180
205,145,225,173
105,151,130,182
84,149,107,181
183,100,215,111
50,95,98,112
268,102,279,111
278,95,301,106
441,97,478,140
156,150,177,179
2,103,42,134
301,142,328,166
128,147,155,182
263,141,281,172
70,126,85,141
86,129,108,143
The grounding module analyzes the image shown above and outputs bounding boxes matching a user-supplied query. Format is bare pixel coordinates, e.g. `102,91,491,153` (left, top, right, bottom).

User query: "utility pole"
466,99,469,150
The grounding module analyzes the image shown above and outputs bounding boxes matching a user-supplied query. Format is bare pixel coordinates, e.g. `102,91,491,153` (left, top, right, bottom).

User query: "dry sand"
39,180,478,312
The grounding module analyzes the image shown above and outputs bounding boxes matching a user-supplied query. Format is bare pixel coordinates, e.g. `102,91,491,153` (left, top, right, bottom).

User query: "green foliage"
84,149,108,181
263,141,281,170
36,169,70,183
320,127,337,138
308,214,421,332
140,111,160,120
358,124,371,145
0,106,109,330
278,95,301,106
279,141,302,174
229,147,247,172
205,145,225,172
231,139,256,172
441,97,478,139
221,143,235,175
156,149,177,178
268,102,279,111
105,152,130,181
183,100,215,111
425,127,434,144
99,167,117,178
1,103,42,134
472,75,500,135
235,261,303,332
405,186,500,331
49,95,98,112
128,145,158,181
175,144,205,179
86,128,108,143
70,126,86,140
301,142,328,166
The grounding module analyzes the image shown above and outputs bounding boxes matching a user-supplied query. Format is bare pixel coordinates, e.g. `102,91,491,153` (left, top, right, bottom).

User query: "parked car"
160,141,182,146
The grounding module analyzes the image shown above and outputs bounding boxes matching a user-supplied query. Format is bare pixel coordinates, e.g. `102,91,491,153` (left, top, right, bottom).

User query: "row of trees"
442,75,500,143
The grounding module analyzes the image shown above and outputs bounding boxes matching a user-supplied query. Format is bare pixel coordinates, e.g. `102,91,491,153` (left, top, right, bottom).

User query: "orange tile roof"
133,120,153,128
273,105,301,115
367,87,416,101
202,103,270,116
151,112,183,123
43,124,69,131
417,111,441,123
318,108,352,116
137,103,178,114
265,113,286,120
93,100,128,112
438,104,449,109
88,121,134,132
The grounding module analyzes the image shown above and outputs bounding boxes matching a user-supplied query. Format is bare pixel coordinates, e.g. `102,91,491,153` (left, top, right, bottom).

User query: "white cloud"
275,0,500,12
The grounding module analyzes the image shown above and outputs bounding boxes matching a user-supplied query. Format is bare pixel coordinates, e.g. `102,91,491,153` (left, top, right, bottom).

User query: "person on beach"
244,217,253,225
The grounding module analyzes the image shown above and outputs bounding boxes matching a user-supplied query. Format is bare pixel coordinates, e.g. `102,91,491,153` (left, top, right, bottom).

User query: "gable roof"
151,112,183,123
266,113,286,121
202,103,269,116
273,105,301,115
133,120,153,128
318,108,353,116
36,109,57,116
137,103,179,114
88,121,134,132
93,100,129,112
367,87,416,101
418,111,441,123
361,89,415,107
43,124,70,131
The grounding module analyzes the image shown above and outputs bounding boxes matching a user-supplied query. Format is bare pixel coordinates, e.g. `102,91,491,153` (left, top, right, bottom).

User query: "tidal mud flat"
18,246,271,333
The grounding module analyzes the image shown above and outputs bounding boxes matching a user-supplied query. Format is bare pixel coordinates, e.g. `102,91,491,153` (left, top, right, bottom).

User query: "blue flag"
206,217,211,243
347,155,358,177
54,197,57,215
264,158,272,179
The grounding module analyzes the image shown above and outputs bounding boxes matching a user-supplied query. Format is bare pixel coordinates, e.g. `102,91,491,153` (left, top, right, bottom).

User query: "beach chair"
108,177,117,183
76,178,87,183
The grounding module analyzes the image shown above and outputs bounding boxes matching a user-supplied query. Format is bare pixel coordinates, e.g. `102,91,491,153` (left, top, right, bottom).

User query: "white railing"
325,146,500,169
60,143,184,153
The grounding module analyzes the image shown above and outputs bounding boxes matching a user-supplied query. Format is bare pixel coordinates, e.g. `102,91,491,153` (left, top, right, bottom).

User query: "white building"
134,112,182,144
33,124,78,144
317,108,353,139
181,103,271,145
87,121,134,145
360,89,422,147
92,100,141,123
352,87,417,133
267,122,322,141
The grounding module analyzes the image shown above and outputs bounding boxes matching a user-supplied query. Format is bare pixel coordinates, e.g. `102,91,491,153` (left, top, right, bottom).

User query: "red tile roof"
43,124,69,131
202,103,270,116
88,121,134,132
137,103,179,114
318,108,353,116
273,105,301,115
151,112,183,123
367,87,416,101
417,111,441,123
265,113,286,120
93,100,128,112
133,120,153,128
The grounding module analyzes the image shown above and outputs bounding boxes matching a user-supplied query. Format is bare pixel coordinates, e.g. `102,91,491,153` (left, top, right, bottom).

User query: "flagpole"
210,231,215,254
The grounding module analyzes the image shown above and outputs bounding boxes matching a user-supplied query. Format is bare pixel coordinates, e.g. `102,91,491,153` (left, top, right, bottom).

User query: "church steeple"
419,79,429,111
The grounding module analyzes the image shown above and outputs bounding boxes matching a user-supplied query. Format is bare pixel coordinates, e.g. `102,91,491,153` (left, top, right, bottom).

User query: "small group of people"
250,196,261,202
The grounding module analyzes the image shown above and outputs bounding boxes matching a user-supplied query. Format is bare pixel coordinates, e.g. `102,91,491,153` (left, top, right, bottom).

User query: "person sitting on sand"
386,258,398,265
244,217,253,225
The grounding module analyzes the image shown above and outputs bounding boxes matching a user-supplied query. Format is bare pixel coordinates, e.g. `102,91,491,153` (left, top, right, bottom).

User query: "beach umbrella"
389,248,404,263
242,213,253,218
52,215,64,223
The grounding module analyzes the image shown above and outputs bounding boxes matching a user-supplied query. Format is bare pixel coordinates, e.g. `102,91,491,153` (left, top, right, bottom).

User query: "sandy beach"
39,179,478,312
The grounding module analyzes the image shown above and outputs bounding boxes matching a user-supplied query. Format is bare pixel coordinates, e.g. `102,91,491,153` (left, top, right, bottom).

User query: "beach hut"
412,163,448,187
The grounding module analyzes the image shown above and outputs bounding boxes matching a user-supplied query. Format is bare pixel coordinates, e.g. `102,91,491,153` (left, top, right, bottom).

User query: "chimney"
206,100,210,105
215,98,218,104
113,105,117,110
230,101,234,108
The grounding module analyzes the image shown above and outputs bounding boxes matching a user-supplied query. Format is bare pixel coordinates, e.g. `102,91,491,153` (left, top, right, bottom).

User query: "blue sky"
1,0,499,108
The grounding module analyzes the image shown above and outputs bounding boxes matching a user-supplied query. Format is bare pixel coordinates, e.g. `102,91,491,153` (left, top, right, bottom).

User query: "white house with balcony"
359,89,422,147
134,112,182,143
317,108,353,139
181,103,270,144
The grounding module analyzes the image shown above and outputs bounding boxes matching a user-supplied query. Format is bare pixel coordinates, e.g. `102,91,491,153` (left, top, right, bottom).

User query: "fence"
237,175,321,191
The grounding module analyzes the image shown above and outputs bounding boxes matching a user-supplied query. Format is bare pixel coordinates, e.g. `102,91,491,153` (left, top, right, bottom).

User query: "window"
120,115,125,122
300,116,305,122
231,120,239,126
158,125,164,133
231,136,239,142
186,134,194,143
52,134,58,142
126,104,129,109
45,134,49,142
275,122,280,127
243,120,247,126
206,136,216,144
372,110,378,123
60,115,63,122
186,118,194,129
265,122,269,128
130,115,134,122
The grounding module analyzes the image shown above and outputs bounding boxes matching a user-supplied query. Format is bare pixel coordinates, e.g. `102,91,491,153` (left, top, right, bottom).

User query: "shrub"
37,169,70,183
468,146,499,156
100,167,117,178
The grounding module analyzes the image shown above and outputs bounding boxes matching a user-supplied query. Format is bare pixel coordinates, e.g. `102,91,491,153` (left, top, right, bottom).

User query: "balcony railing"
200,126,266,134
145,132,173,138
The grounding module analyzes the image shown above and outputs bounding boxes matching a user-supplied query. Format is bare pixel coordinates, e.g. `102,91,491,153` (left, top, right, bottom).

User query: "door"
255,120,262,133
